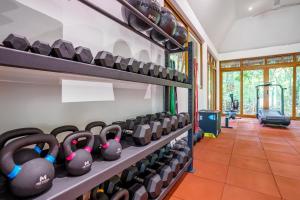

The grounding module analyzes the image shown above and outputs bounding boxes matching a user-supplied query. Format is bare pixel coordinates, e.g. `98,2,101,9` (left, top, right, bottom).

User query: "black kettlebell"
63,131,94,176
0,128,45,165
85,121,107,154
50,125,79,164
0,134,59,197
99,125,122,161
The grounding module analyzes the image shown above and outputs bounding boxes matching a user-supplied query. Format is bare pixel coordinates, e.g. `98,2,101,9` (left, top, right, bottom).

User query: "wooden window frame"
220,52,300,120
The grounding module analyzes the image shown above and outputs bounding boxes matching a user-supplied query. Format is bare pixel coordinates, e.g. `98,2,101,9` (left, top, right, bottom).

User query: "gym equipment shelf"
155,159,192,200
0,46,192,89
24,124,191,200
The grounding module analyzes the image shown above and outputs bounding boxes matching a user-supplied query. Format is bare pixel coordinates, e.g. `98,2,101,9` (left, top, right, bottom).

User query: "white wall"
219,42,300,61
220,5,300,53
0,0,171,134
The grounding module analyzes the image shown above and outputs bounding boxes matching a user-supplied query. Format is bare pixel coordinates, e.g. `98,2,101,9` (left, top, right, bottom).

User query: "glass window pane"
296,55,300,62
243,70,264,115
242,58,265,67
269,67,293,116
221,61,240,68
222,71,241,113
297,67,300,117
267,55,294,64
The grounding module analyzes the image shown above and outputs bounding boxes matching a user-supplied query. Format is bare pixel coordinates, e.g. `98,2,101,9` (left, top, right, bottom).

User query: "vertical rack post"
187,41,194,172
165,51,170,112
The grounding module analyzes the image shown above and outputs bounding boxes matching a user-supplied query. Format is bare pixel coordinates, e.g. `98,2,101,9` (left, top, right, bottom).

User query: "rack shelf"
0,47,192,89
0,125,190,200
155,159,192,200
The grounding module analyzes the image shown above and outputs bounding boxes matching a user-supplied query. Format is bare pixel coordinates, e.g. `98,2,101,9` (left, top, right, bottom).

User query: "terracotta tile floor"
165,118,300,200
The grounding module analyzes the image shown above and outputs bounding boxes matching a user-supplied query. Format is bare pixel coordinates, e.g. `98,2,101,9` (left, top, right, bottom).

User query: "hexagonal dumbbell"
74,46,93,63
138,62,149,75
103,175,130,200
158,66,168,79
145,63,159,77
113,56,129,71
121,166,163,199
51,39,75,60
156,113,172,135
94,51,115,67
155,148,180,177
163,112,179,131
126,58,140,73
31,40,52,56
2,33,30,51
126,182,148,200
166,68,174,80
138,115,162,141
173,70,180,82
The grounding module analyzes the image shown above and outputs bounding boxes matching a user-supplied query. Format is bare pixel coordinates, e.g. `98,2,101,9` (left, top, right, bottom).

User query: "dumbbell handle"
133,176,145,184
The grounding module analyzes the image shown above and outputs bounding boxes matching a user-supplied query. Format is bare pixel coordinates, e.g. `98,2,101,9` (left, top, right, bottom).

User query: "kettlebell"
50,125,79,164
63,131,94,176
0,134,59,197
99,125,122,161
85,121,106,154
0,128,45,165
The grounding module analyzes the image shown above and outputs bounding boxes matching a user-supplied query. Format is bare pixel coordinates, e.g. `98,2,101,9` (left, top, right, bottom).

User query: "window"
221,60,240,69
297,67,300,117
269,67,293,116
189,33,202,88
242,58,265,67
243,70,264,115
208,52,216,110
222,71,240,113
267,55,294,65
296,55,300,62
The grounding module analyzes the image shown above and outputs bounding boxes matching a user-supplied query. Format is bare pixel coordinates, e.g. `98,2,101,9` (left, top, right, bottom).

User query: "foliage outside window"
222,71,240,113
267,55,294,65
221,60,240,68
243,70,264,115
269,67,293,116
242,58,265,67
296,55,300,62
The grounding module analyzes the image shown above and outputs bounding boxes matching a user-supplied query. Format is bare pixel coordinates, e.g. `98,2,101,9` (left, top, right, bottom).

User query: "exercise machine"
256,83,290,126
222,94,239,128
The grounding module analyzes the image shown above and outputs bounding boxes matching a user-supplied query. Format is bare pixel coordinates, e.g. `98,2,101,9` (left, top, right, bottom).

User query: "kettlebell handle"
50,125,79,137
0,134,59,178
99,125,122,148
85,121,106,132
63,131,94,161
0,128,44,149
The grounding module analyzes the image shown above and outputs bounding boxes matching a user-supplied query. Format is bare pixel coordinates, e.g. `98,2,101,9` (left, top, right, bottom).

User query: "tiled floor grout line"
258,134,283,199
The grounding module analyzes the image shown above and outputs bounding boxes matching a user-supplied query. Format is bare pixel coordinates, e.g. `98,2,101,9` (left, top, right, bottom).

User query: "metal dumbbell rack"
0,1,195,199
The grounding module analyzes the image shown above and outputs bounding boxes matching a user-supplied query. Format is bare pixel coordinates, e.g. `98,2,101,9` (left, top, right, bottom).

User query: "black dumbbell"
142,154,173,187
145,63,159,77
166,69,174,80
121,166,163,199
173,70,179,82
94,51,115,67
2,33,30,51
51,39,75,60
104,176,129,200
166,145,188,168
155,148,180,177
158,66,167,79
138,62,149,75
180,112,190,124
126,58,140,73
174,142,191,157
177,113,187,128
137,115,162,141
156,113,172,135
31,40,52,56
125,182,148,200
74,46,93,64
112,120,152,146
113,56,129,71
89,184,109,200
163,112,179,131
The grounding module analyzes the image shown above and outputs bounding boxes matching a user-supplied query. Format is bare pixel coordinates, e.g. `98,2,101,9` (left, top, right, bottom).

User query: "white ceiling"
187,0,300,53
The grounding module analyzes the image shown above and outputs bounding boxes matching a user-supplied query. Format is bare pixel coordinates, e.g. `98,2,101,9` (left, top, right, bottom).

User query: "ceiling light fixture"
248,6,253,11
